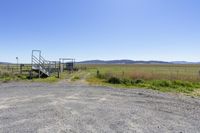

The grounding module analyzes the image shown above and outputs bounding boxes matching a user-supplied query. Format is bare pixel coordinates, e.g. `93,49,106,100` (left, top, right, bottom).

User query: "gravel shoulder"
0,82,200,133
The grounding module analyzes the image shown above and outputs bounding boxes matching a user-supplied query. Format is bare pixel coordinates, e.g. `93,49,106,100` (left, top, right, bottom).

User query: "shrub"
97,71,114,80
172,80,193,87
96,70,104,79
176,87,194,93
135,79,145,84
152,80,172,87
121,78,132,85
108,77,121,84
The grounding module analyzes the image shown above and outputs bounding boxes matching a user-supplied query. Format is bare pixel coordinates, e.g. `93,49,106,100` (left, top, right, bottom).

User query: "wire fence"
0,64,32,74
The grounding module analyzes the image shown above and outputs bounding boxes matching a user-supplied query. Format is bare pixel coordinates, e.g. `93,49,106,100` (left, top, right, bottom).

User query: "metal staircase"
31,50,55,78
31,50,74,78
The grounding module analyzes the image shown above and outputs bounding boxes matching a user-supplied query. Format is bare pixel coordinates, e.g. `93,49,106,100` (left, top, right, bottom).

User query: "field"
0,64,31,82
3,64,200,81
81,64,200,81
77,64,200,96
1,64,200,96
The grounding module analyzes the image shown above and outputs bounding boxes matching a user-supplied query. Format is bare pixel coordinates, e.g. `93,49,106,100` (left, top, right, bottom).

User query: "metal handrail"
32,54,49,74
32,55,47,68
31,50,59,77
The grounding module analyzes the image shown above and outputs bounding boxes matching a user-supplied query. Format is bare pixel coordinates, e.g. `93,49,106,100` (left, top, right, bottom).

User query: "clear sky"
0,0,200,63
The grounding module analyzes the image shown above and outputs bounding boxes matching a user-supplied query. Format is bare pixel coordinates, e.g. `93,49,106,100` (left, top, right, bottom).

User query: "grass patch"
32,76,58,83
78,65,200,96
108,77,121,84
88,71,200,95
192,89,200,97
0,71,29,83
71,76,80,81
79,64,200,82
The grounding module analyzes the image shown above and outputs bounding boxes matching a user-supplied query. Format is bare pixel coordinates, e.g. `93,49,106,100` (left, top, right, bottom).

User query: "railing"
0,64,32,74
31,50,59,77
31,50,51,77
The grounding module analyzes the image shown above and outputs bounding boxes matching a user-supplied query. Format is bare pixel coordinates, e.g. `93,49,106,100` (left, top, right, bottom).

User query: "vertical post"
55,62,56,71
48,61,50,73
20,64,22,75
57,68,60,78
58,60,61,78
74,59,75,71
16,57,19,73
38,51,41,78
29,70,33,80
31,50,34,79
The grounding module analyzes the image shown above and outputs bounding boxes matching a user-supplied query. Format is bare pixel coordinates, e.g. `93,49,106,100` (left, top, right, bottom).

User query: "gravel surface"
0,82,200,133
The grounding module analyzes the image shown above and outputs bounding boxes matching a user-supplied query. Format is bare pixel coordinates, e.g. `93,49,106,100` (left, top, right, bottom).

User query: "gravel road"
0,82,200,133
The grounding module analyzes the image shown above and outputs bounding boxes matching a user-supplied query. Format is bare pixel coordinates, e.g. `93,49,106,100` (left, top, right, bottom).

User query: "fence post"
20,64,22,75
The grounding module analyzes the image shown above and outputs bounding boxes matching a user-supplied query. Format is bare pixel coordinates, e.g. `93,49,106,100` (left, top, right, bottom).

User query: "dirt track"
0,82,200,133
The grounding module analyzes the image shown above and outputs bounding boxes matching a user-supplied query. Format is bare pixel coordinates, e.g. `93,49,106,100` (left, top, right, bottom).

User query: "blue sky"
0,0,200,63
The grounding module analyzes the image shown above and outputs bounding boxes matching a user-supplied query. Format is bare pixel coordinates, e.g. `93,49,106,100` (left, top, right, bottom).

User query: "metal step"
32,66,50,77
31,50,51,78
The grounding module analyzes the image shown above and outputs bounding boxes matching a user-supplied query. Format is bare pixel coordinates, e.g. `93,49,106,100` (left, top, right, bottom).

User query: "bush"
176,87,194,93
135,79,145,84
152,80,172,87
128,79,145,85
121,79,132,85
108,77,121,84
172,80,193,87
96,71,114,80
96,70,104,79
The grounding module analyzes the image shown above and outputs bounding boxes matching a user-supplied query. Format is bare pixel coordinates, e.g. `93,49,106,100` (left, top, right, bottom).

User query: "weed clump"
152,80,172,87
108,77,121,84
172,80,193,87
135,79,144,84
71,76,80,81
120,79,144,85
121,79,132,85
32,76,58,83
95,72,200,94
96,70,104,79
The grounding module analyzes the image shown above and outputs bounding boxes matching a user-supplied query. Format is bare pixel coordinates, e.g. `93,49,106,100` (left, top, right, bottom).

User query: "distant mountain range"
78,60,200,64
0,62,11,64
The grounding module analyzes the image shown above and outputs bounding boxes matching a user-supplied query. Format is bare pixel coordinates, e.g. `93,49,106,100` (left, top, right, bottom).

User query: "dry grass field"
81,64,200,82
1,64,200,95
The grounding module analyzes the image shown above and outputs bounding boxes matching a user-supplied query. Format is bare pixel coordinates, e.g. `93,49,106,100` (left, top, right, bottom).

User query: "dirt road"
0,82,200,133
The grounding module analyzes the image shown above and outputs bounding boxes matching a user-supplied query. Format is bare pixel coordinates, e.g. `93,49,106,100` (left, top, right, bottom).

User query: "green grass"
87,76,200,95
0,69,29,82
1,63,200,96
79,64,200,96
79,64,200,82
0,64,32,82
32,76,58,83
71,76,80,81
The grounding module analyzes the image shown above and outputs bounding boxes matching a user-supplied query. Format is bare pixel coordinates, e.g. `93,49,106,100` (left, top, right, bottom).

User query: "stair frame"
31,50,56,78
